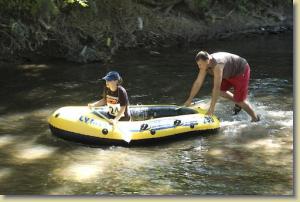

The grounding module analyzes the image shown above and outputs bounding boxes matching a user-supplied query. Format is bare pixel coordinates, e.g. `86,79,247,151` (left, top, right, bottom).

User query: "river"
0,32,293,195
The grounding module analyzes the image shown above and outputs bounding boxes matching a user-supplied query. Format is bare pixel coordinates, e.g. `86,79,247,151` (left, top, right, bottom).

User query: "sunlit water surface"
0,32,293,195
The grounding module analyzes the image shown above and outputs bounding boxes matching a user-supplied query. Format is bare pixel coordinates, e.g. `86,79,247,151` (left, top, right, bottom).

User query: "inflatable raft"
48,105,220,146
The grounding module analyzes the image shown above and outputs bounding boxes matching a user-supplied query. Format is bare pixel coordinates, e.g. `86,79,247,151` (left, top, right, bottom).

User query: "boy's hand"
109,119,117,126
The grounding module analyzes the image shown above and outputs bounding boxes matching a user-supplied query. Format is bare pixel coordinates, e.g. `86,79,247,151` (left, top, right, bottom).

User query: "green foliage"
31,0,60,18
0,0,292,62
194,0,211,10
65,0,88,7
235,0,248,14
0,0,36,17
0,0,88,19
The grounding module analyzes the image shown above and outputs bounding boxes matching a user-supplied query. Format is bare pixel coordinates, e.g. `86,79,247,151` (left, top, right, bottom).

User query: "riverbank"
0,0,293,65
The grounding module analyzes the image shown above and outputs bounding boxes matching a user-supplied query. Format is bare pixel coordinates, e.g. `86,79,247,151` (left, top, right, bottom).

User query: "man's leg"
230,65,259,121
236,100,259,122
220,91,259,121
220,90,235,102
220,91,242,115
222,89,259,121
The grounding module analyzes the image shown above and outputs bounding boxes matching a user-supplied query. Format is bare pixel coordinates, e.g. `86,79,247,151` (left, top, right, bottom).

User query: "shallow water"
0,32,293,195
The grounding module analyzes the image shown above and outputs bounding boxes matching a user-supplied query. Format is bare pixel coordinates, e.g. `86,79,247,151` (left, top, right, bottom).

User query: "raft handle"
174,120,181,127
102,128,108,135
190,122,198,129
204,116,214,123
140,123,149,131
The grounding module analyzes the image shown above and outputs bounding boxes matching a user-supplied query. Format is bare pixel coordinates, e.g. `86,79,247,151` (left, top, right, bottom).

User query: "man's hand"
109,119,117,126
184,99,192,107
206,107,214,116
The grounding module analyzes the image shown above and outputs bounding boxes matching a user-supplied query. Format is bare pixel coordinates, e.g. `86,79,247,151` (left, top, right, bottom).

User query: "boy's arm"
88,98,106,108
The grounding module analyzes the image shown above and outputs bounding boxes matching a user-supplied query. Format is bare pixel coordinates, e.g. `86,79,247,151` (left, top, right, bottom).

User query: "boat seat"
129,106,198,121
175,107,198,115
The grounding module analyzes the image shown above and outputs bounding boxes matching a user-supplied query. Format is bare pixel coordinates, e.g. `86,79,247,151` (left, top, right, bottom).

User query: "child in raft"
88,71,131,125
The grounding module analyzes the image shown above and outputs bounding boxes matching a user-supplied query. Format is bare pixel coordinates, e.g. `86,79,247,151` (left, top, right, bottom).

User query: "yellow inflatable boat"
48,105,220,146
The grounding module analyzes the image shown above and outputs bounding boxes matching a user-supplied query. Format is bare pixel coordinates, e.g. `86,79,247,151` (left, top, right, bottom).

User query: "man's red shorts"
220,64,250,102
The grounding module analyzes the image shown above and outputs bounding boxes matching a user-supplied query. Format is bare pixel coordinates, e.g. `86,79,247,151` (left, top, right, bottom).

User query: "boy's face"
106,80,118,90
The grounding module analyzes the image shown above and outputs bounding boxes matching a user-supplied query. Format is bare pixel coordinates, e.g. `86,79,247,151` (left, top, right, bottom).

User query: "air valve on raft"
150,129,156,135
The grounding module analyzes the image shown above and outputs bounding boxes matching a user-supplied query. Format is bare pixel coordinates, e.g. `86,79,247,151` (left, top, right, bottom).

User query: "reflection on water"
12,144,57,162
0,135,17,148
0,32,293,195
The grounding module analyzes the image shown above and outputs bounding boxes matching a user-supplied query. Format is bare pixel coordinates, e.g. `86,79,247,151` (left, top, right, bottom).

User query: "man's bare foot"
251,114,261,122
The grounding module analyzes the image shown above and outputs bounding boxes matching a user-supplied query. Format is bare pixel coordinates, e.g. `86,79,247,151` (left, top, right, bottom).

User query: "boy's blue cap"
102,71,120,81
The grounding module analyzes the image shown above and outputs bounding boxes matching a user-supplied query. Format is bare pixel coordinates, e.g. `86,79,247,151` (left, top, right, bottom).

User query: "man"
184,51,260,122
